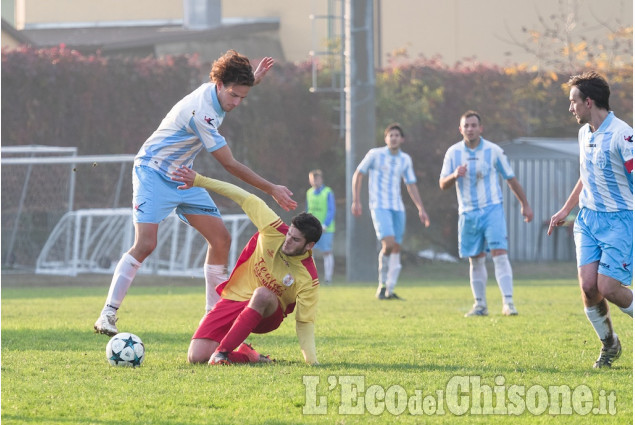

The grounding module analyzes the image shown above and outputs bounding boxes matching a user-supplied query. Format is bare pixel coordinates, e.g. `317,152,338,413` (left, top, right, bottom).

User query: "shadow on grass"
1,329,194,352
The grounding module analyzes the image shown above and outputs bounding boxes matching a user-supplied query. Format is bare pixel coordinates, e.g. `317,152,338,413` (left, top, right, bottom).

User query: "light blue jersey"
578,111,633,212
440,138,515,214
135,83,227,177
356,146,416,211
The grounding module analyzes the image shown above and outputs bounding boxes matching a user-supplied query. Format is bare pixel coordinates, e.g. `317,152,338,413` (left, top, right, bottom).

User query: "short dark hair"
460,110,481,124
209,50,255,87
291,212,322,244
567,71,610,111
384,123,404,138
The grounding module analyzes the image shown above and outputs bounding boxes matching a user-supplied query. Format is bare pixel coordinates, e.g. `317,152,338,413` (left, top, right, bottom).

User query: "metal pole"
345,0,377,281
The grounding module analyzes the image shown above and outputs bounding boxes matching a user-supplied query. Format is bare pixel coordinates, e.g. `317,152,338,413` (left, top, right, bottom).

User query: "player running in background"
94,50,297,337
548,72,633,368
172,166,322,365
440,111,533,317
352,123,430,300
306,169,336,283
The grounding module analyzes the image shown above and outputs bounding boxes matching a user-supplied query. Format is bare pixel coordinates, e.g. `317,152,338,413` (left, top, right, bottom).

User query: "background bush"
2,46,632,257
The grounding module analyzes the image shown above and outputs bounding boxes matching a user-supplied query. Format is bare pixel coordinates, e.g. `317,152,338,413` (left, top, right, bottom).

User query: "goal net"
1,146,253,276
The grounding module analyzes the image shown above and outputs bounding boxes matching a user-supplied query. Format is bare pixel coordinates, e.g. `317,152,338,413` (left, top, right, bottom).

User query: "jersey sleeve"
356,149,375,174
494,147,515,180
193,173,279,230
296,321,317,365
295,282,319,365
295,281,319,323
617,129,633,173
439,149,455,178
402,155,417,184
189,114,227,153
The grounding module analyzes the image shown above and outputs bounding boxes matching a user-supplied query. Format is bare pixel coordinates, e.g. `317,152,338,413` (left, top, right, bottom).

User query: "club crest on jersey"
282,273,295,287
625,135,633,143
204,116,214,125
595,151,607,169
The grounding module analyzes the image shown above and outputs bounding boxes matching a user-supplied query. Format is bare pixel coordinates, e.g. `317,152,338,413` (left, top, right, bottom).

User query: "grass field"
1,262,632,424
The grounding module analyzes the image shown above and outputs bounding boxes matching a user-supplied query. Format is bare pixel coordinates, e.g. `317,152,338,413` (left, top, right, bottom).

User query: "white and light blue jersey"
578,111,633,212
440,138,515,214
357,147,416,211
135,83,227,177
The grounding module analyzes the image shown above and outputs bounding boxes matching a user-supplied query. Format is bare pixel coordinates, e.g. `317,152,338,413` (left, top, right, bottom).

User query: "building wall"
9,0,632,66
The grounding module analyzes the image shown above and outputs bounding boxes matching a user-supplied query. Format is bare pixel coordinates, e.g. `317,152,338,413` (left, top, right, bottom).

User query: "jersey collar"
595,111,614,134
210,83,226,118
463,137,483,152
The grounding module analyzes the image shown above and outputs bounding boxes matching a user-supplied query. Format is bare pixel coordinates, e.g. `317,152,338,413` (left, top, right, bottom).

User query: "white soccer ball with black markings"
106,332,145,367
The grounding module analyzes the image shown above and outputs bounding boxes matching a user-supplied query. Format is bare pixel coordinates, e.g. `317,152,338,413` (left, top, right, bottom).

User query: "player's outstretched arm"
211,145,297,211
172,166,250,205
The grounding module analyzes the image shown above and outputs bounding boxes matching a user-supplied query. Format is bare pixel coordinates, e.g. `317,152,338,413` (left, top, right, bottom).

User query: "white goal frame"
2,147,253,276
35,209,251,277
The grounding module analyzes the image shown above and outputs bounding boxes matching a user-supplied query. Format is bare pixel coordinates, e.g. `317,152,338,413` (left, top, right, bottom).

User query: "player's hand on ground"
172,166,196,189
547,210,568,235
271,185,297,211
254,57,274,85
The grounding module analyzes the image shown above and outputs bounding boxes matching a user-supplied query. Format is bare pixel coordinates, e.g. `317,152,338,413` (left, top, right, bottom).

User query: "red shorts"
192,298,285,342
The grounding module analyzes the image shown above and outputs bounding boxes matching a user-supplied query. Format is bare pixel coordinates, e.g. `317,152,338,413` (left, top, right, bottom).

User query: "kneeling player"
173,166,322,365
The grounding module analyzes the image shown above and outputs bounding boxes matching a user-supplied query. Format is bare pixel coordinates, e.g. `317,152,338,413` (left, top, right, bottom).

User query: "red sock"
227,351,250,363
217,307,262,353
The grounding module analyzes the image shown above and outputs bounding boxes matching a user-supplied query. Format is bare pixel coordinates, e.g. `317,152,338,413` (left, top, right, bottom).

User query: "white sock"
469,256,487,307
378,253,389,286
493,254,514,304
386,253,402,295
619,299,633,318
103,253,142,313
205,264,227,312
585,300,617,346
323,253,334,282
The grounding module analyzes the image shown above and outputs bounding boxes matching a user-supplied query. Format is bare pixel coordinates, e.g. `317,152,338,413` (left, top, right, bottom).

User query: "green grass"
1,263,632,424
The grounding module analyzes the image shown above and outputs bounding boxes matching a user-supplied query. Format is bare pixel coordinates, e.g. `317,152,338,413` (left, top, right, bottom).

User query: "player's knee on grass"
187,339,219,364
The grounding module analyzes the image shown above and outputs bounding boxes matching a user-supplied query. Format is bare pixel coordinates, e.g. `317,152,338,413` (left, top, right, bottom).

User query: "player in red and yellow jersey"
173,166,322,365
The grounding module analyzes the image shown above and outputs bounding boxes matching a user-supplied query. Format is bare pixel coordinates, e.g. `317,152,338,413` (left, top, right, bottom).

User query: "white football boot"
94,311,119,336
502,303,518,316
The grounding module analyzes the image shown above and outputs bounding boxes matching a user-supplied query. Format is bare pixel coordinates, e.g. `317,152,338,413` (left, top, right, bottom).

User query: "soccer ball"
106,332,145,367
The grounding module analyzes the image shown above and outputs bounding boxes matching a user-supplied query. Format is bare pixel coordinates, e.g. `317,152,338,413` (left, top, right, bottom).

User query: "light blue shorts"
370,208,405,244
458,203,508,258
313,232,334,252
132,165,221,224
574,207,633,286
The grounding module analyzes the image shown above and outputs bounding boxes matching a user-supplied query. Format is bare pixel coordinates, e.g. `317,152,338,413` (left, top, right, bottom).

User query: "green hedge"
2,46,632,256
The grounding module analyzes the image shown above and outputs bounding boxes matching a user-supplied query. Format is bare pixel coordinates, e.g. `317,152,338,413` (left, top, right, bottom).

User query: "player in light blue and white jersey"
440,111,533,317
94,50,297,337
352,123,430,300
548,72,633,368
